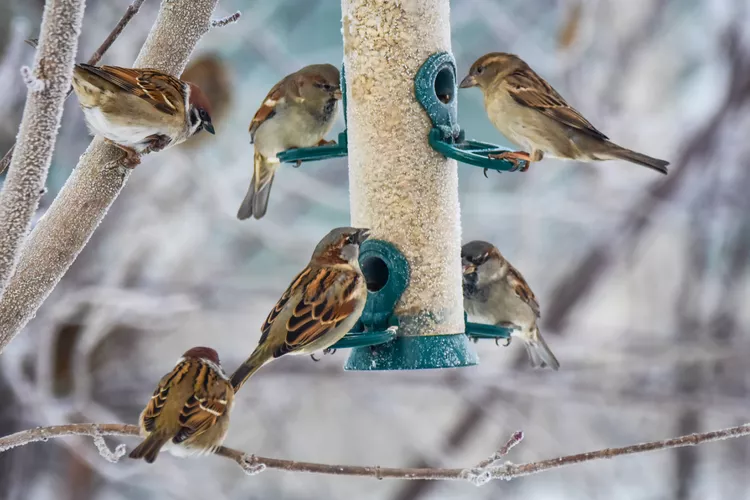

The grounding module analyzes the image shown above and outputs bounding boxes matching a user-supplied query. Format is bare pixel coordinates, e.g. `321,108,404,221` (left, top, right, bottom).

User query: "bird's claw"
488,151,531,172
483,168,489,178
310,354,320,362
323,348,337,356
294,160,302,168
495,337,512,347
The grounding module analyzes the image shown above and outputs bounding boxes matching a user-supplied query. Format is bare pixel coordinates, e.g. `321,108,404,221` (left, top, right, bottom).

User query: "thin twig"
210,11,241,28
88,0,147,66
0,0,146,175
0,422,748,483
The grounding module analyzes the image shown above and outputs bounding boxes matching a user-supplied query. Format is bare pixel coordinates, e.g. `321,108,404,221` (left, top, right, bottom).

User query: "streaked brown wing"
257,267,312,346
248,74,301,141
280,268,362,354
173,363,232,444
94,66,184,115
505,69,608,141
506,263,540,318
142,360,191,432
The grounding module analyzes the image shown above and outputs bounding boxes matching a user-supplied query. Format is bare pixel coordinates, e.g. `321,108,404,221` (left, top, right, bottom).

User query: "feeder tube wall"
342,0,464,337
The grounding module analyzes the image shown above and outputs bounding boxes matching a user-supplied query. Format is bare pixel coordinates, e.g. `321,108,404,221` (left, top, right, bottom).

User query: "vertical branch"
0,0,219,353
0,0,86,298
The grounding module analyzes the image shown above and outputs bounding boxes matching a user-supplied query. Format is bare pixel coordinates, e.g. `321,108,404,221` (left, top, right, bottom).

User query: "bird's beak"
462,262,476,275
204,122,215,135
355,228,370,244
333,88,343,100
459,74,477,89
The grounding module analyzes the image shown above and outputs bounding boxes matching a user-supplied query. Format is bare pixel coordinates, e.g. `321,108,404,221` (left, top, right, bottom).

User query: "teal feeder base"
344,333,478,371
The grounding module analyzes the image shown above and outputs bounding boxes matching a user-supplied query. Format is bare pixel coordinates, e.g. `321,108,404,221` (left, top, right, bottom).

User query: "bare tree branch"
0,0,219,353
87,0,147,66
0,0,86,300
0,422,748,484
0,0,147,175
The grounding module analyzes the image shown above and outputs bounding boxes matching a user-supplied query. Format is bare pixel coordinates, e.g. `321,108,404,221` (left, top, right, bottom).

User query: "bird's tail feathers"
237,152,276,220
128,433,170,463
229,348,270,392
604,143,669,174
521,326,560,371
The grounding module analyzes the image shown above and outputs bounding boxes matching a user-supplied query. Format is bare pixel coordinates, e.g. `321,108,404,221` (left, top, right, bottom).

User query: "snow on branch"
211,11,241,28
0,422,748,483
0,0,219,354
20,66,46,91
0,0,86,301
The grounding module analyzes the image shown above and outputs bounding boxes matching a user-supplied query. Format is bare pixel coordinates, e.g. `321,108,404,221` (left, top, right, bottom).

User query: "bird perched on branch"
230,227,369,392
237,64,342,220
459,53,668,174
462,241,559,370
71,64,214,167
129,347,234,463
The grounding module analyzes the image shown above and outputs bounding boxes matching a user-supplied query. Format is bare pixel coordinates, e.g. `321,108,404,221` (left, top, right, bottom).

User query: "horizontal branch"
1,422,748,484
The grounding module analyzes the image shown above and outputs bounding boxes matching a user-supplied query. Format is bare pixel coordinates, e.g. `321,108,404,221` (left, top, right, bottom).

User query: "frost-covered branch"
211,11,241,28
0,0,86,300
1,422,748,483
0,0,147,175
0,0,219,353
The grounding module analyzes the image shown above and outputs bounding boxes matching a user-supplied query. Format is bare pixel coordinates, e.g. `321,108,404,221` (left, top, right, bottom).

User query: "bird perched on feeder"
459,53,668,174
462,241,559,370
230,227,369,391
71,64,215,167
129,347,234,463
237,64,342,220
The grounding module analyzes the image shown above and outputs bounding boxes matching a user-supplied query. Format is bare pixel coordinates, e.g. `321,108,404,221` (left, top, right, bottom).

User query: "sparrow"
459,53,668,174
462,240,559,370
129,347,234,463
230,227,369,392
71,64,215,167
237,64,342,220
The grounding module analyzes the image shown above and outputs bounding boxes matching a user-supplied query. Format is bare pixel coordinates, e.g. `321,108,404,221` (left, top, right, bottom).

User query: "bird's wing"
506,263,541,318
141,359,192,433
78,65,185,115
505,68,608,141
248,74,301,142
172,363,232,444
260,266,362,357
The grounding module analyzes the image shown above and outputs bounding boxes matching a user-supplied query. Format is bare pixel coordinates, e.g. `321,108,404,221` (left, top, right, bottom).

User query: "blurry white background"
1,0,749,499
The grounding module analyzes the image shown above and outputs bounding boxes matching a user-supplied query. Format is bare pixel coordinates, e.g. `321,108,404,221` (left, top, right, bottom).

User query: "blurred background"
1,0,749,498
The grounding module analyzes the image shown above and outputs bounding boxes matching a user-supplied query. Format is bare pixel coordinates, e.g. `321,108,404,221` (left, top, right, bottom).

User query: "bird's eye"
476,66,484,75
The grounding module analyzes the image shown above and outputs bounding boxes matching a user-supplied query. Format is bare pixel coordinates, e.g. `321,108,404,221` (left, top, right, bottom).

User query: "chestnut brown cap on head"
182,346,220,365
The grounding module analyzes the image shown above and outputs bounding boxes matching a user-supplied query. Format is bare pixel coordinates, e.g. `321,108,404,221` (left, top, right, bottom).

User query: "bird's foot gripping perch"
487,151,531,172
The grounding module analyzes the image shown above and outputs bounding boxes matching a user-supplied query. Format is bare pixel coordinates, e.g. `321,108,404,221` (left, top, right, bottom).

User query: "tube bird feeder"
338,0,477,370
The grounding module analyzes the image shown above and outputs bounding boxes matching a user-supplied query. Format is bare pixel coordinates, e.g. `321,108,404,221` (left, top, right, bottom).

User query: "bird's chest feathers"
254,103,334,157
81,105,185,152
484,92,533,149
